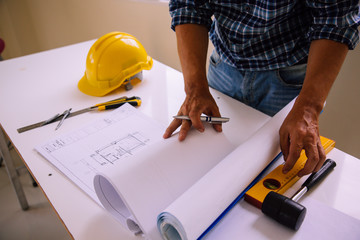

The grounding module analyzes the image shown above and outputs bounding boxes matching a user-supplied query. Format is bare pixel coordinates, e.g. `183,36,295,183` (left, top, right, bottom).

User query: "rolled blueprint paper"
94,123,236,239
157,98,295,240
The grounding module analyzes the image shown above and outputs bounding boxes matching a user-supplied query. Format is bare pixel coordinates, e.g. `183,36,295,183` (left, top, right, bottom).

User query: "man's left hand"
279,102,326,177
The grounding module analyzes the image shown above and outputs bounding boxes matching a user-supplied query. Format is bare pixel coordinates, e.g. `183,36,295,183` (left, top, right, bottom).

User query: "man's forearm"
163,24,222,140
175,24,210,94
281,39,349,176
295,39,349,113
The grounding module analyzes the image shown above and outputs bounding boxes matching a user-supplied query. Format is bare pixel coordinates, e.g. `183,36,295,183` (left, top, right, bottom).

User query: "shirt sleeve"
306,0,360,49
169,0,214,31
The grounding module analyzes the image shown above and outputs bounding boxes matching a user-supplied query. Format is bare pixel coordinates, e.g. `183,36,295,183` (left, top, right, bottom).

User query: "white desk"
1,41,359,239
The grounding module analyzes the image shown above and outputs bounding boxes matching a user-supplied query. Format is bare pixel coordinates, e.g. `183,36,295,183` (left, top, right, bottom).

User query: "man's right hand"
163,87,222,141
163,24,222,141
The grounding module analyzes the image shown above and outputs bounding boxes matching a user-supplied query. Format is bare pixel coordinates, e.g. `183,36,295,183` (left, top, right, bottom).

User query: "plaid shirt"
169,0,360,70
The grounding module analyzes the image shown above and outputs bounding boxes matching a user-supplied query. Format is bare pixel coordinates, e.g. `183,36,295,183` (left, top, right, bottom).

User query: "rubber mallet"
261,159,336,230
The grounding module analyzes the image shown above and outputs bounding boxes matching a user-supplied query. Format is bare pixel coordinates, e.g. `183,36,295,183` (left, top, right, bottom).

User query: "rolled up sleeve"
306,0,360,49
169,0,214,31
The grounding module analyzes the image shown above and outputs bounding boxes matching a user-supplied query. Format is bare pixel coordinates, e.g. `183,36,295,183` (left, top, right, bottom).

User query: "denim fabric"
208,50,306,116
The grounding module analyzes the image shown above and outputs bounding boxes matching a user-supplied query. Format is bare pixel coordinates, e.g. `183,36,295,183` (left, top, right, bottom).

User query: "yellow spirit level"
244,136,335,209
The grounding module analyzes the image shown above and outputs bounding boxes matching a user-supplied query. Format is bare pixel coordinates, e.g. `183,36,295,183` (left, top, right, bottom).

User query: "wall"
0,0,359,158
319,49,360,158
0,0,180,69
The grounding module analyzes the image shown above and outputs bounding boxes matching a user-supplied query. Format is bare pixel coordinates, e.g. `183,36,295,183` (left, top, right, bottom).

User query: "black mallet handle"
262,159,336,230
291,159,336,202
301,159,336,191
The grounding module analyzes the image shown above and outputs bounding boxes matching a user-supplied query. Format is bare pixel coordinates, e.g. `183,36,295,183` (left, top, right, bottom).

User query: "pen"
41,113,60,126
173,115,229,123
55,108,72,130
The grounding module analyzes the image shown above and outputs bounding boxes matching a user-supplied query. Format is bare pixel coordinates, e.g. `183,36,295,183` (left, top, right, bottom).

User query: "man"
163,1,360,176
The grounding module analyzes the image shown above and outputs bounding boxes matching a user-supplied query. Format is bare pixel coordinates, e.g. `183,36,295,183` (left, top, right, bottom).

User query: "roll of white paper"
157,99,295,240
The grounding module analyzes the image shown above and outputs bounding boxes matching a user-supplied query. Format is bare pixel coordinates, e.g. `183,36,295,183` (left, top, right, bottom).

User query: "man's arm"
280,39,349,176
163,24,222,141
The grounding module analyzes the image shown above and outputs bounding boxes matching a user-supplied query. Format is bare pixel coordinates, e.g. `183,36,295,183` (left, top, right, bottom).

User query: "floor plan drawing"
36,104,165,204
90,132,149,165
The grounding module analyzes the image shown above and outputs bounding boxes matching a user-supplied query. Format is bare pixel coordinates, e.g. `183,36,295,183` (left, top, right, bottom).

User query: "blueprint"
36,104,165,204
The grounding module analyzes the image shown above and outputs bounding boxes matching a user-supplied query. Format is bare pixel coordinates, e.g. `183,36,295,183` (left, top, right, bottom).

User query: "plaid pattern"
169,0,360,71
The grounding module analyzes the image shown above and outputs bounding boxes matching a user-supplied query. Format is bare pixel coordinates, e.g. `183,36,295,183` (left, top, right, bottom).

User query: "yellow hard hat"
78,32,153,97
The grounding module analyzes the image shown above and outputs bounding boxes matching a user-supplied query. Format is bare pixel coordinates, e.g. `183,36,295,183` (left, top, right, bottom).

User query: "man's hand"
279,39,348,176
163,87,222,141
279,101,326,177
163,24,222,141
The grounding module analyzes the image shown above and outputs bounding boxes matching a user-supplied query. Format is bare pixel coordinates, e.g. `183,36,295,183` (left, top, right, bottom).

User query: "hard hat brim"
78,74,118,97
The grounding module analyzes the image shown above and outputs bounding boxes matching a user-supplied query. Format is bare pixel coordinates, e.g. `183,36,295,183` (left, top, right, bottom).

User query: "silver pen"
173,115,229,123
55,108,72,130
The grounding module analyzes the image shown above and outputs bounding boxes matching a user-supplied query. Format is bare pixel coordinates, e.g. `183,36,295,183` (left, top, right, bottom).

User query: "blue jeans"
208,50,306,116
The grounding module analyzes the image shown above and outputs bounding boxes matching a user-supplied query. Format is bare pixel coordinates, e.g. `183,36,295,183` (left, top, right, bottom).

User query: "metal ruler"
17,96,141,133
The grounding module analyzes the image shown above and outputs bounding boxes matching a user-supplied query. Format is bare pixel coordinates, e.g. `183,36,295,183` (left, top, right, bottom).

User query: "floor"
0,145,71,240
